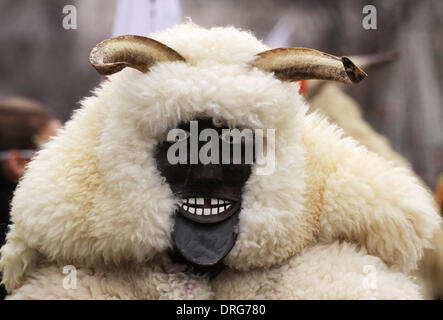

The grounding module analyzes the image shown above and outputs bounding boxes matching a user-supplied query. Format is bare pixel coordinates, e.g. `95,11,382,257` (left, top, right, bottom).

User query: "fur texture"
307,82,443,299
307,83,412,168
0,23,440,299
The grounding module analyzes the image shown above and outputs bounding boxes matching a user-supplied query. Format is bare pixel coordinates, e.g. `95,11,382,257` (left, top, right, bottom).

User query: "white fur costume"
0,23,440,299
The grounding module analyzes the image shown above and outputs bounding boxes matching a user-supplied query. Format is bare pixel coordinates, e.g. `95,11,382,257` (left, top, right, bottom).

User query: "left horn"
252,47,367,85
89,35,185,76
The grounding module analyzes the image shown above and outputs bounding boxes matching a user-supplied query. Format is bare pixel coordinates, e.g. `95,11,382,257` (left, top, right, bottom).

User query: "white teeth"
181,198,233,216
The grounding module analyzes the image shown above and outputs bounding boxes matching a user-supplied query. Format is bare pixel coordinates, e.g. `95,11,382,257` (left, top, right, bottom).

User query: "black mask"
154,118,253,269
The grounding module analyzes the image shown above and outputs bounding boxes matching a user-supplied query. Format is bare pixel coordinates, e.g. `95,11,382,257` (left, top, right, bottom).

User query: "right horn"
252,47,367,85
90,35,185,76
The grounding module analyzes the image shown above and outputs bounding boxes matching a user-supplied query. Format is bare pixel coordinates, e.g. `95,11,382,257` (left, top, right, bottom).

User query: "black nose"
186,163,223,185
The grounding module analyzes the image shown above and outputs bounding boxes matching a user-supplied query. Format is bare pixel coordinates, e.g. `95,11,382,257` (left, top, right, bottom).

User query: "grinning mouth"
178,197,238,223
180,197,232,215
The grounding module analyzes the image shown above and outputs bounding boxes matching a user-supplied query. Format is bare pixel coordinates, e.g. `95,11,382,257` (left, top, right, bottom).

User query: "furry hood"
1,23,440,291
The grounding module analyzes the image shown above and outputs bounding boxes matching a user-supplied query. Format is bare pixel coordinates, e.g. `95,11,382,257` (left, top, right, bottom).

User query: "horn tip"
342,57,368,84
90,61,128,76
89,43,129,76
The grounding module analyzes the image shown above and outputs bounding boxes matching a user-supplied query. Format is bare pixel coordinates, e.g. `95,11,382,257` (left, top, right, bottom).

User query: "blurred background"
0,0,442,188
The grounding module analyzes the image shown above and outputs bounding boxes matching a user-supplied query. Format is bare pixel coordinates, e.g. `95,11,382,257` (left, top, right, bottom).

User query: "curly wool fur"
307,82,443,299
0,23,441,299
307,83,412,168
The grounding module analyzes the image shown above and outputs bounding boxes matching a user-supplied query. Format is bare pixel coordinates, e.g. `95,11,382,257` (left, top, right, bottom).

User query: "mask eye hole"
220,131,235,144
173,130,190,143
219,131,254,144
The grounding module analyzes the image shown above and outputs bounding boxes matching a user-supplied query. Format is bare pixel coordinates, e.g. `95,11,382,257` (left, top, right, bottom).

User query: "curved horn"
90,35,185,75
252,47,367,85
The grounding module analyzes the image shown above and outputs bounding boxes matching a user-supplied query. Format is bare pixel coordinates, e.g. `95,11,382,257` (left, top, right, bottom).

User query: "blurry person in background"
0,97,61,299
